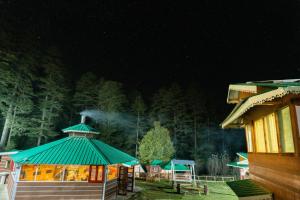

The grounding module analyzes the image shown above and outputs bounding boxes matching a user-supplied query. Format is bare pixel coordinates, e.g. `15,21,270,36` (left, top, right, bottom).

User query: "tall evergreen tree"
96,80,127,143
73,72,98,112
131,94,146,158
31,49,67,146
0,50,35,149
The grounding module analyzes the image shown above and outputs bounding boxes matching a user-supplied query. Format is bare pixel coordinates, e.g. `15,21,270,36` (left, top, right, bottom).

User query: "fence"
194,175,235,182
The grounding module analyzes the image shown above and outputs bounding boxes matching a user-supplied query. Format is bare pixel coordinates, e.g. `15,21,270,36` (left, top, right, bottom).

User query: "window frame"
88,165,104,183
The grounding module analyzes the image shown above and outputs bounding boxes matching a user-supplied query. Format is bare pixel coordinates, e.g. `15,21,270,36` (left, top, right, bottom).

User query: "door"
127,167,134,192
117,166,128,195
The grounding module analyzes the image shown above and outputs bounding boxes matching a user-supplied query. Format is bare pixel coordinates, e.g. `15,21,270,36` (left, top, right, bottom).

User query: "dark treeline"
0,48,245,174
0,1,246,174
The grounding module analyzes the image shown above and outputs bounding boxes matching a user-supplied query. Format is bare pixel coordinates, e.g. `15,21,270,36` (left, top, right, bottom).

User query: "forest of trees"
0,46,245,174
0,6,246,174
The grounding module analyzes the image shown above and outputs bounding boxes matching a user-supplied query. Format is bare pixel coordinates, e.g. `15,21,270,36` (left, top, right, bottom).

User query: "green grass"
129,180,238,200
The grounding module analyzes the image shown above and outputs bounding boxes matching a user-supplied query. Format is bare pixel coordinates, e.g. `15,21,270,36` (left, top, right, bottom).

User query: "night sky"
2,0,300,105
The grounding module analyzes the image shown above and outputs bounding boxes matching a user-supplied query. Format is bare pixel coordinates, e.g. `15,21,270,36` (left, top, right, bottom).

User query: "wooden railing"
194,175,235,182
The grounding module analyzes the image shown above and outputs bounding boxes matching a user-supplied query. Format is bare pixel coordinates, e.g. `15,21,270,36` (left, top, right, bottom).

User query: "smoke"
80,109,136,128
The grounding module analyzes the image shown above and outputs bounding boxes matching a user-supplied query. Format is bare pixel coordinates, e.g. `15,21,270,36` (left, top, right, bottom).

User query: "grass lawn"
129,180,238,200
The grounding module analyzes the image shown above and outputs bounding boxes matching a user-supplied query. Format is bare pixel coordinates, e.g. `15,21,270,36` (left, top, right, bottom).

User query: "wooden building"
7,122,137,200
222,80,300,200
0,150,18,184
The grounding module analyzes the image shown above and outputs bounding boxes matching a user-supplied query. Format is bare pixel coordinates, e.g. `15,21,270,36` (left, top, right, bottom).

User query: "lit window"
263,113,279,153
20,165,36,181
64,165,89,182
36,165,64,181
254,118,266,152
245,124,253,152
278,107,295,153
108,165,118,181
89,165,104,183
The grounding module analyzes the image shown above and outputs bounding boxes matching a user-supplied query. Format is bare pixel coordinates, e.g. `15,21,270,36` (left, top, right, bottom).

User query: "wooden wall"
249,153,300,200
11,179,118,200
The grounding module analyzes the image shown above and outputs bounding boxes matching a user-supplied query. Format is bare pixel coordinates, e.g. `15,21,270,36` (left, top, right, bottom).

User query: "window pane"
90,166,97,181
64,165,89,181
20,165,36,181
278,107,295,153
108,165,118,181
245,125,253,152
97,166,103,181
254,119,266,152
264,113,279,153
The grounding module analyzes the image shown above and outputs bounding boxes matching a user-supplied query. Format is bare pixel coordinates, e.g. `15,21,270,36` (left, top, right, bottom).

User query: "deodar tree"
0,50,34,149
139,121,175,163
31,49,67,146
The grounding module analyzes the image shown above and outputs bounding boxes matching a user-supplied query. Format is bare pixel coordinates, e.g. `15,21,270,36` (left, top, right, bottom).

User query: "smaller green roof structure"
161,161,189,171
237,152,248,159
150,160,189,171
227,179,272,198
227,152,248,169
62,123,99,134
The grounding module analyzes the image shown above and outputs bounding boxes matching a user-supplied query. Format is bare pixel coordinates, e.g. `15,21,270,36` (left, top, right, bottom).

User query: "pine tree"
73,72,98,112
131,94,146,158
96,80,127,143
139,121,175,163
31,48,67,146
0,50,35,149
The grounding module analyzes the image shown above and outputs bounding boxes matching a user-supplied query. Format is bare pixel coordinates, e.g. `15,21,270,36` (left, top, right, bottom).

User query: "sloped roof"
222,86,300,128
227,162,248,169
62,123,99,134
227,179,272,198
237,152,248,159
11,136,136,165
161,161,189,171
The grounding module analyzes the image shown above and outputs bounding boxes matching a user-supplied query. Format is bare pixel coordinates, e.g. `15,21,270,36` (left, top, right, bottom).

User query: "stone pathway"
0,184,8,200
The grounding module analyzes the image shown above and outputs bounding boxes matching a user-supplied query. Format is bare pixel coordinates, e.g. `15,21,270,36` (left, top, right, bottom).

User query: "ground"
0,184,8,200
129,180,238,200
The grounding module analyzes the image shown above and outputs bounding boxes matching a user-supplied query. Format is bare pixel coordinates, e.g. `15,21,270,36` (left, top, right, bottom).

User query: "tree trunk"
0,105,13,149
135,112,140,158
37,96,47,146
7,106,17,147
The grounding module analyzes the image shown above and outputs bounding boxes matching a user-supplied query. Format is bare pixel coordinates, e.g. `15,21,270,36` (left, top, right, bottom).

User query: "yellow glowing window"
89,165,104,183
108,165,118,181
19,165,36,181
245,124,253,152
35,165,64,181
64,165,89,182
263,113,279,153
278,107,295,153
254,118,266,152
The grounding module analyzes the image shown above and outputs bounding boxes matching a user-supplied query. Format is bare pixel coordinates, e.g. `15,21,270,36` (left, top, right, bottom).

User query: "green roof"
150,160,164,166
62,123,99,134
150,160,189,171
123,160,139,167
11,136,136,165
227,162,248,169
161,161,189,171
227,179,272,197
237,152,248,159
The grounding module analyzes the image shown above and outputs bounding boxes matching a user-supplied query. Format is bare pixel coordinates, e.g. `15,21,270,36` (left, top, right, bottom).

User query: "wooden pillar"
102,166,108,200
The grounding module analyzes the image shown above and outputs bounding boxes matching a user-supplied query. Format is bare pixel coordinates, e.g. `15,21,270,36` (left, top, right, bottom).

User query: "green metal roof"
11,136,136,165
150,160,189,171
62,123,99,134
237,152,248,159
227,162,248,169
227,179,272,197
122,160,139,167
150,160,164,166
161,161,189,171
